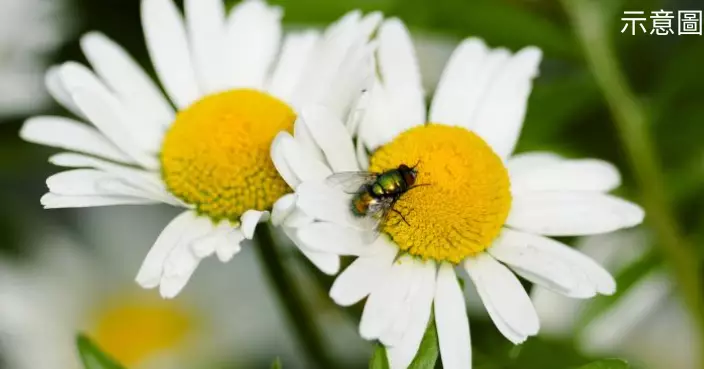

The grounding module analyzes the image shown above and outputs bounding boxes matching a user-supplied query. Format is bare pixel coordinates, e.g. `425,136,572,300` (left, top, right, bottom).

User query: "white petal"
356,135,370,171
49,151,155,179
300,247,340,275
271,132,301,188
489,230,580,295
224,0,282,89
291,11,376,117
159,247,201,298
360,256,435,346
489,229,615,297
48,153,182,206
45,169,111,196
356,76,397,150
216,230,246,263
322,10,361,42
301,107,359,172
59,62,162,154
160,216,214,298
296,181,370,230
347,87,371,135
20,116,134,164
470,46,542,158
359,12,384,40
191,222,225,258
381,258,437,347
378,18,426,130
282,207,314,229
60,62,159,167
272,132,331,184
429,42,510,134
57,61,106,97
240,210,269,239
316,40,375,122
45,67,83,118
385,260,436,369
507,192,645,236
191,222,244,262
41,193,155,208
297,222,373,256
464,253,539,344
284,227,340,275
435,263,471,369
506,152,562,178
136,211,197,288
360,255,414,340
510,158,622,193
293,115,325,162
271,194,296,226
80,32,175,128
429,37,491,127
142,0,200,108
330,237,397,306
46,169,157,202
70,88,159,169
267,31,320,103
185,0,228,93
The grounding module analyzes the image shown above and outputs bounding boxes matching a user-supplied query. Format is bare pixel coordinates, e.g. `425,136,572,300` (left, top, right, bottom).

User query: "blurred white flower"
0,0,69,116
532,230,700,369
0,207,369,369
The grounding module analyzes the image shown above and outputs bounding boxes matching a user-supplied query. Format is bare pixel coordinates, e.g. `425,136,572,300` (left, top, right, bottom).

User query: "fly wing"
326,171,379,194
357,196,395,242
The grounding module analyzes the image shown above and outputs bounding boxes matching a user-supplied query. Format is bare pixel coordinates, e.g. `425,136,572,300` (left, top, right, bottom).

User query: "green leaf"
271,357,283,369
368,314,439,369
396,0,578,59
517,71,601,152
577,359,630,369
369,343,390,369
76,334,125,369
408,314,439,369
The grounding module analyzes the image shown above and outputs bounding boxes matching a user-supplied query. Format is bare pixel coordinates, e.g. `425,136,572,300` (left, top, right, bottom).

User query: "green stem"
562,1,704,367
253,224,335,369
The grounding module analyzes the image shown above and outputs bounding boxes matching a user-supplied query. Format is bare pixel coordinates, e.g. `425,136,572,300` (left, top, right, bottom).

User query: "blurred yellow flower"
89,293,194,367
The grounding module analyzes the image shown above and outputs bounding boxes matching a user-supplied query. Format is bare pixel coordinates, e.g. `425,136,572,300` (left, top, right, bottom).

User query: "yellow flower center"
370,124,511,264
88,293,194,367
161,89,295,222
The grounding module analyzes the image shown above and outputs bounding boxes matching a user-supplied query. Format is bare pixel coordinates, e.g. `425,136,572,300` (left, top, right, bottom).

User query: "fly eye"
398,164,410,171
402,170,417,186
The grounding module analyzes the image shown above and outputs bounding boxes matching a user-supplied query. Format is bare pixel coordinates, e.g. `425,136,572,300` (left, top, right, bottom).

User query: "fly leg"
390,207,411,226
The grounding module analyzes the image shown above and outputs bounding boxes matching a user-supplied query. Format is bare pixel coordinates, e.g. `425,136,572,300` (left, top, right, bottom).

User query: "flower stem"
253,224,335,369
562,1,704,366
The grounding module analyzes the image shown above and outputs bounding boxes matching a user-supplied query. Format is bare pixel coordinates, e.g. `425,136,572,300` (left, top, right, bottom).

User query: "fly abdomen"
351,191,375,216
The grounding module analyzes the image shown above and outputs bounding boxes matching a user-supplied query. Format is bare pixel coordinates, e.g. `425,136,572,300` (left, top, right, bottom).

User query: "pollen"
370,124,511,264
161,89,295,222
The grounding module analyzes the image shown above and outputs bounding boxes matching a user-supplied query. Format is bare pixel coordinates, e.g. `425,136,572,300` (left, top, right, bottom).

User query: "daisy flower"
0,0,69,116
271,18,645,369
20,0,378,298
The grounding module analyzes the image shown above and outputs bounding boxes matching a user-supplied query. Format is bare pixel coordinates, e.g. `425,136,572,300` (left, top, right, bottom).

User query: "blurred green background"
0,0,702,368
